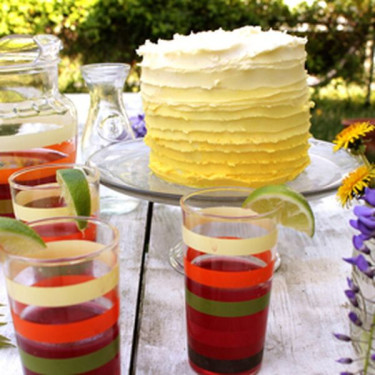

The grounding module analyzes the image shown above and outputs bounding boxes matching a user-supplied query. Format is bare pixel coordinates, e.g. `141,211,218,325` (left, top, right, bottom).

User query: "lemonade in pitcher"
0,34,77,217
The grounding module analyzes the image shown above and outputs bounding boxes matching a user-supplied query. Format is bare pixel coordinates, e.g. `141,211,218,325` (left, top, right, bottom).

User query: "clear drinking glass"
181,187,280,375
0,216,121,375
9,163,100,222
0,34,77,218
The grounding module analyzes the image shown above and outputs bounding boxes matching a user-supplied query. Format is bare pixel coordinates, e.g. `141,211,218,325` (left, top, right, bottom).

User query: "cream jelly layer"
0,113,76,152
138,26,312,188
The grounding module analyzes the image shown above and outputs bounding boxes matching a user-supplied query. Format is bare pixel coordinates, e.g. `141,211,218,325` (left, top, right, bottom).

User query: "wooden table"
0,94,357,374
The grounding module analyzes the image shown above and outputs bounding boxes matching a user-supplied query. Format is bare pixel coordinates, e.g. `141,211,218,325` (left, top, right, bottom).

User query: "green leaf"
0,304,12,348
0,335,14,348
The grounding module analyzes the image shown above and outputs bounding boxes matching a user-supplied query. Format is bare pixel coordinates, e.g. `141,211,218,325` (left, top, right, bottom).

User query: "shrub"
0,0,373,93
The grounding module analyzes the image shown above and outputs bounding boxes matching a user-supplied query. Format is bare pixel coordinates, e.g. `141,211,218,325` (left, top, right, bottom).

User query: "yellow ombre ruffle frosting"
137,26,312,188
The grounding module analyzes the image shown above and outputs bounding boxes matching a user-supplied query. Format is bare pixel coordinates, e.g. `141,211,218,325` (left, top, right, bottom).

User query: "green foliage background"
0,0,374,142
0,0,372,93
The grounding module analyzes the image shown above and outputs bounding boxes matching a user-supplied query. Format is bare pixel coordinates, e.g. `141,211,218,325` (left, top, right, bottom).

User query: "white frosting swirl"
137,26,307,71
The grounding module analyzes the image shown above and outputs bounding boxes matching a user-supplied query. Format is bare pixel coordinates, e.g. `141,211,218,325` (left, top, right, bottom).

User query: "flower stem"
364,310,375,374
361,152,371,168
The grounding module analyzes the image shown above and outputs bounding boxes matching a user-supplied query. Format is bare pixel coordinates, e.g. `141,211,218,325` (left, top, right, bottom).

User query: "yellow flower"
333,122,375,152
337,165,375,206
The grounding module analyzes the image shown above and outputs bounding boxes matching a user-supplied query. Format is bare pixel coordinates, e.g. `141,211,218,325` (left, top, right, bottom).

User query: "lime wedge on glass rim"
242,184,315,237
56,168,91,230
0,217,46,255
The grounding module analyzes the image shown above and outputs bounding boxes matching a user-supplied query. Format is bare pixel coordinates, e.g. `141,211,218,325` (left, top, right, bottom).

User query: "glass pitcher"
0,34,77,218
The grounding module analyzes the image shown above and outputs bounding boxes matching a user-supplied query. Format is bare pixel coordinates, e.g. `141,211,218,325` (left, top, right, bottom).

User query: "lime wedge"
242,184,315,237
56,168,91,230
0,217,46,255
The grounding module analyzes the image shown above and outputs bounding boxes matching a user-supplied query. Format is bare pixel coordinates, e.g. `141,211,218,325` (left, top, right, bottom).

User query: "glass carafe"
80,63,134,162
81,63,138,215
0,34,77,218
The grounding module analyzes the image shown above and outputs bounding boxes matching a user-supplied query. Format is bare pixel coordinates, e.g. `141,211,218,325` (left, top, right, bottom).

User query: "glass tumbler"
0,216,120,374
9,163,100,222
181,187,280,375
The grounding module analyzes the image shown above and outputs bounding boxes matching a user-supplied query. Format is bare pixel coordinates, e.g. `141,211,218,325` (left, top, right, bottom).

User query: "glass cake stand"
88,137,361,273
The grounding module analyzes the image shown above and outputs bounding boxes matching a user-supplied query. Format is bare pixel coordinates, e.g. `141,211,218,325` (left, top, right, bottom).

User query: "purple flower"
359,215,375,231
354,219,375,238
333,332,351,342
363,187,375,206
336,189,375,372
349,219,359,230
346,278,359,293
344,289,359,307
130,113,147,138
336,358,353,364
348,311,362,326
344,254,375,278
356,254,370,271
351,203,375,240
354,205,375,217
343,254,374,277
352,234,370,254
356,254,375,277
343,255,360,265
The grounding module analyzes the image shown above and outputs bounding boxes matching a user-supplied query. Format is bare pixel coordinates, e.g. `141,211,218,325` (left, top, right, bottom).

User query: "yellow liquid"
0,113,76,153
30,240,105,260
13,184,99,222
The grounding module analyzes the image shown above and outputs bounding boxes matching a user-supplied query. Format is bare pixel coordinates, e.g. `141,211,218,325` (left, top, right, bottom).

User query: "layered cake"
137,26,312,188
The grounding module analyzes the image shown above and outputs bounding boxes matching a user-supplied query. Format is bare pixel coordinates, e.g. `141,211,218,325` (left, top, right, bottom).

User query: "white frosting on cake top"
137,26,307,71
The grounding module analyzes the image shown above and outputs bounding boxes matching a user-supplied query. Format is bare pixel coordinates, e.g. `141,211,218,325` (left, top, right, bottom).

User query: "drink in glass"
9,164,99,223
181,188,279,375
0,216,120,374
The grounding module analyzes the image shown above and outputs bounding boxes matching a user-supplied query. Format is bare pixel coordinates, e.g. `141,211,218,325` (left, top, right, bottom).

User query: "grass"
310,79,375,142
